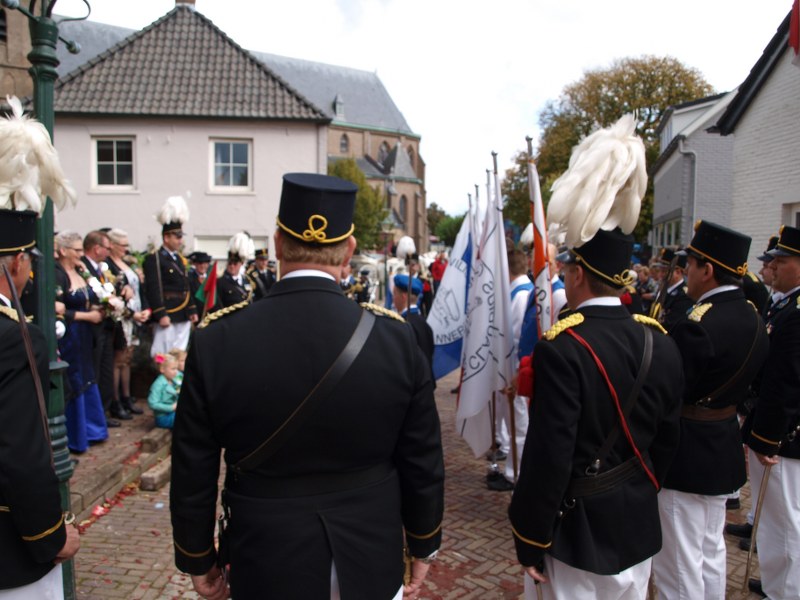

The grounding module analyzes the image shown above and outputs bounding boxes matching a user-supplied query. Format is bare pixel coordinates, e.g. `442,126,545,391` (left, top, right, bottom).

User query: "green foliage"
501,151,556,229
435,213,466,247
533,55,715,241
427,202,448,235
328,158,387,249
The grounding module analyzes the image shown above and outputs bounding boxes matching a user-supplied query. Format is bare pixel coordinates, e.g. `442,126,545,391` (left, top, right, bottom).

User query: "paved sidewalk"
70,371,765,598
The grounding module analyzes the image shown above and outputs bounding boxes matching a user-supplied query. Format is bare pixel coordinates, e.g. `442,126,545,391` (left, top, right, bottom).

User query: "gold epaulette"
360,302,405,322
0,306,33,323
688,303,712,322
544,312,584,340
198,299,250,329
633,314,668,335
746,271,759,282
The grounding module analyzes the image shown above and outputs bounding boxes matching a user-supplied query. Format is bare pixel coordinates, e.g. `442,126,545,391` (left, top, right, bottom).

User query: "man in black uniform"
509,115,682,599
392,273,434,371
171,173,444,600
745,225,800,599
652,247,693,331
214,232,253,310
0,209,80,595
652,221,769,599
187,251,212,316
247,247,274,301
143,197,197,357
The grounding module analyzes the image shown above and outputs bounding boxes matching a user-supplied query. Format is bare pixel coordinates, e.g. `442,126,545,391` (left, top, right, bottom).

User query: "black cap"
768,226,800,258
162,221,183,236
557,227,634,288
655,247,687,269
684,220,750,277
757,235,779,262
277,173,357,245
0,209,38,256
188,251,211,264
254,248,269,258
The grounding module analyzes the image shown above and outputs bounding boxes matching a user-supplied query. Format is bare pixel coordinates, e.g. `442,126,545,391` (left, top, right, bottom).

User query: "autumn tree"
427,202,447,236
504,55,714,239
328,158,386,249
435,213,466,247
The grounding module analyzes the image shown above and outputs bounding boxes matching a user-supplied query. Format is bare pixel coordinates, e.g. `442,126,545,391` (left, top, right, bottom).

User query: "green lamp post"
380,215,394,305
0,1,86,597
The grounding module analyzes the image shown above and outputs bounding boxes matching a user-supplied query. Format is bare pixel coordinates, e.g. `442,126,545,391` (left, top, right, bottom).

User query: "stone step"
140,456,172,491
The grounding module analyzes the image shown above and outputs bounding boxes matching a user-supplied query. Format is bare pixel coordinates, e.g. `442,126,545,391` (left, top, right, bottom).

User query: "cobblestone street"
72,370,764,598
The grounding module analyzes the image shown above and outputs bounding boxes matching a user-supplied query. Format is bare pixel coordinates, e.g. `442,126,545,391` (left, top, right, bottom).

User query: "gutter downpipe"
678,137,697,245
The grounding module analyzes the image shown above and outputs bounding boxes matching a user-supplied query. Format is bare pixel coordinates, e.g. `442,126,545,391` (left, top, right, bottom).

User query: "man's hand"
190,313,199,324
159,315,171,328
403,559,430,599
525,564,549,584
190,565,229,600
54,523,80,564
754,450,779,467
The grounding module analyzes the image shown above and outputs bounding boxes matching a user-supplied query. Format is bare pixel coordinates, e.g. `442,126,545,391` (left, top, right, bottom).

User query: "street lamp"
1,2,88,598
380,215,394,307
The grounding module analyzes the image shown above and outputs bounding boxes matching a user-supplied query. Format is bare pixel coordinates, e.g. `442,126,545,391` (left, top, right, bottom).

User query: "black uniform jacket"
0,313,67,590
509,305,682,575
748,287,800,459
247,267,274,301
187,268,205,316
170,276,444,599
403,309,434,371
215,271,251,309
142,247,196,323
664,288,769,494
659,283,693,331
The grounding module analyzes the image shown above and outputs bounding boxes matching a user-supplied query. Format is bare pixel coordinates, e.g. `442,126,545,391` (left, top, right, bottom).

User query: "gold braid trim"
633,314,668,335
688,303,713,323
405,522,442,540
544,312,584,341
0,505,9,512
360,302,405,323
0,306,32,322
198,277,254,329
174,540,214,558
511,524,552,549
21,515,64,541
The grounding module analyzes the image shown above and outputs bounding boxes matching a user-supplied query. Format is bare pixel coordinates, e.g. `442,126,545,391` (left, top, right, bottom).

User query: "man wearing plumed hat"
142,196,197,357
742,225,800,599
508,115,683,599
247,246,275,301
170,173,444,599
651,221,769,599
213,232,253,310
0,96,80,596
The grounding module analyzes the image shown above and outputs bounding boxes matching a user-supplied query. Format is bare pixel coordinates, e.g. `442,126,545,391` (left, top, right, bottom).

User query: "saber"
741,462,772,595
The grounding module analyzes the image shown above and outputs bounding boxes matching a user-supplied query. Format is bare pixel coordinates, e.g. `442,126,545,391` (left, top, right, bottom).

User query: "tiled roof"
54,6,327,121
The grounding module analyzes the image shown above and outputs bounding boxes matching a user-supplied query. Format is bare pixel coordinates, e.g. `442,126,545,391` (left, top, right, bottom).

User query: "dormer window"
333,95,345,118
407,145,415,168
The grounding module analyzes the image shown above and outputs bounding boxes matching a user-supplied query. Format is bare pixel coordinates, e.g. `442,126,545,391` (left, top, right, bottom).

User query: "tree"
434,213,466,247
533,55,715,240
328,158,386,249
501,152,557,229
427,202,447,236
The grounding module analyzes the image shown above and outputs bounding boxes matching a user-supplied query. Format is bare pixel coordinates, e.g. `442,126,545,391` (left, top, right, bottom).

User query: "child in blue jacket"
148,353,179,429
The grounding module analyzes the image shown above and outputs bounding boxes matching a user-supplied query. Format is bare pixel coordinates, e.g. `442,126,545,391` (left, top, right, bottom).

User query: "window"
339,134,349,154
407,145,415,168
377,141,390,166
399,195,408,225
211,139,251,190
93,138,134,188
1,10,7,43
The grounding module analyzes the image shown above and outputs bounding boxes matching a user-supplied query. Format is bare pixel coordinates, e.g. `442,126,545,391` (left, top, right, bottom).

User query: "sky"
56,0,794,216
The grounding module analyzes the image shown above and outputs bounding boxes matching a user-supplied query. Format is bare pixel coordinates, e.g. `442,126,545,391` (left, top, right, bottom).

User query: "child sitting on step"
148,353,179,429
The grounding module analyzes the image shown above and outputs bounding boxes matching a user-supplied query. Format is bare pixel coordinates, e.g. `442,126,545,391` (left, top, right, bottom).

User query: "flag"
791,0,800,66
427,213,472,379
456,180,515,457
528,158,554,338
195,261,218,315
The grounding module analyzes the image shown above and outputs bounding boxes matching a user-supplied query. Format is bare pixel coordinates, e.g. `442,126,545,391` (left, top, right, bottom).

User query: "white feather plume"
519,223,534,249
157,195,190,226
227,231,254,261
396,235,416,260
546,114,646,248
0,95,77,215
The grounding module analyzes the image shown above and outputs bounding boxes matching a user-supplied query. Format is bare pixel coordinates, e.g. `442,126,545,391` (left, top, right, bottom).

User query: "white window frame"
92,137,136,190
209,138,253,192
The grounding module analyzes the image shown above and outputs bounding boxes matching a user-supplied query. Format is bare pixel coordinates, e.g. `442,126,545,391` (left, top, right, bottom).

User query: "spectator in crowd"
148,353,180,430
54,231,109,451
430,251,448,295
636,265,658,313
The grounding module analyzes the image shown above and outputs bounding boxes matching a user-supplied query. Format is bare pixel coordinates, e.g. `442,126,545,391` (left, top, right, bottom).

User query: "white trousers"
150,320,192,357
652,488,727,600
745,447,766,526
752,450,800,600
0,565,63,600
524,555,651,600
495,394,529,481
329,562,402,600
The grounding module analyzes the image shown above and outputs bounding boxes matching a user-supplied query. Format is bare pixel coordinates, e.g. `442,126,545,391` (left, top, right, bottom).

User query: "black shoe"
748,578,766,598
486,472,514,491
726,497,741,510
486,449,507,462
122,397,144,415
110,402,133,420
739,537,757,553
725,522,753,538
106,417,122,427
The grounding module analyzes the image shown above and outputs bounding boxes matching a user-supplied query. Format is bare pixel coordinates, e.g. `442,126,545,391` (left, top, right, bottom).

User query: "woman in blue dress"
55,231,109,452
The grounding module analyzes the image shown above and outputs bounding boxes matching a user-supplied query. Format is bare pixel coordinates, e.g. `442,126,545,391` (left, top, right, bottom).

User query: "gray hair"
106,228,129,245
55,230,83,251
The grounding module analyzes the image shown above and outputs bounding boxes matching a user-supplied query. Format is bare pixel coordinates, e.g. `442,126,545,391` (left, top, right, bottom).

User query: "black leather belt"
681,404,737,422
566,457,640,499
225,462,393,499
